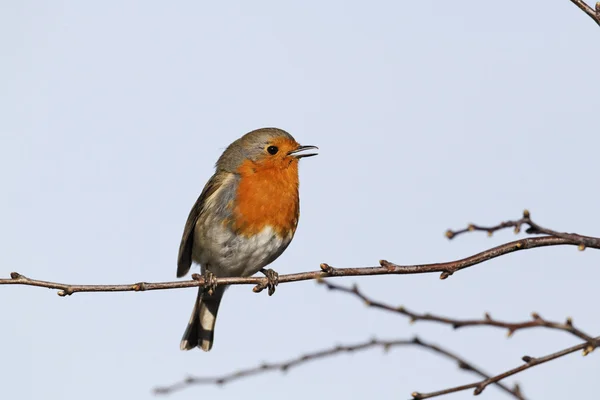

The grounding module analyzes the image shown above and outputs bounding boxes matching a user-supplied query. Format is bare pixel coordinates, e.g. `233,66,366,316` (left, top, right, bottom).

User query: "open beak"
288,145,319,159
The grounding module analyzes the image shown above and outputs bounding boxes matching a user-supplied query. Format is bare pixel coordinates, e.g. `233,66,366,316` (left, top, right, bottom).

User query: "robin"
177,127,318,351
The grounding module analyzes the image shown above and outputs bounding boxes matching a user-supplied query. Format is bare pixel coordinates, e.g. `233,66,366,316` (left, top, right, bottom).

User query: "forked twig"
153,337,524,399
446,209,599,247
412,337,599,399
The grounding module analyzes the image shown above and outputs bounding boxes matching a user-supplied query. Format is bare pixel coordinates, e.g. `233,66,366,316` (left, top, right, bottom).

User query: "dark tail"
180,286,225,351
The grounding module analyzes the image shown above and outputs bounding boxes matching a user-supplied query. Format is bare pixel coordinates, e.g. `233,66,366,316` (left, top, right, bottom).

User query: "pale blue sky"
2,1,599,399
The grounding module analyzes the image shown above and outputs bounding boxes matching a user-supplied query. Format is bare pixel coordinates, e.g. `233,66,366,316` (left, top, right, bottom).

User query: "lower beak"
288,145,319,159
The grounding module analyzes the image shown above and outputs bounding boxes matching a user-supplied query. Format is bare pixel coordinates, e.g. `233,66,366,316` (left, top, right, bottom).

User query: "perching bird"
177,128,317,351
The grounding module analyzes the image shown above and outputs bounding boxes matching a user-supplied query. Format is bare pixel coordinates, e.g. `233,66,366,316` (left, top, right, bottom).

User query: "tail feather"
180,287,225,351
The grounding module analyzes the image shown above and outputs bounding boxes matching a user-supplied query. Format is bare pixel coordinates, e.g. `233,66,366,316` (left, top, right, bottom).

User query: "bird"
177,127,318,351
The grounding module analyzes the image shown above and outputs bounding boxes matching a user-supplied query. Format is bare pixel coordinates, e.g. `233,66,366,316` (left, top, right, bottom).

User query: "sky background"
2,1,599,399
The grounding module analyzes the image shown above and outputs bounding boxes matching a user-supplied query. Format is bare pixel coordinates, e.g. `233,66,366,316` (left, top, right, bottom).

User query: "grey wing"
177,173,223,278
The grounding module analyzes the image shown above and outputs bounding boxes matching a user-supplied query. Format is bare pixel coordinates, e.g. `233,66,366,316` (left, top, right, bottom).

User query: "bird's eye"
267,145,279,155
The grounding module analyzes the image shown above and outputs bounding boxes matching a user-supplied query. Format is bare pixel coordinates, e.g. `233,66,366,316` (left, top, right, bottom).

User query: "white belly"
191,217,290,278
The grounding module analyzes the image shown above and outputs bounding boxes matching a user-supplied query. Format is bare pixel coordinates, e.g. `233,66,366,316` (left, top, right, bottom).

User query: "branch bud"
583,345,595,356
440,271,453,280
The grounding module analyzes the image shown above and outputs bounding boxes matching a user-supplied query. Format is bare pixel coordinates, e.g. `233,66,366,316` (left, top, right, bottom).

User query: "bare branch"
1,233,597,296
569,0,600,26
412,336,599,399
153,337,524,399
321,281,599,350
446,209,599,250
3,210,598,398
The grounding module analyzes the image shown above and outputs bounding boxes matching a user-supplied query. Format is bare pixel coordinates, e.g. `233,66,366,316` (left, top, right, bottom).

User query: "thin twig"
1,233,597,296
153,337,524,399
320,281,599,352
446,210,599,249
412,336,599,399
569,0,600,26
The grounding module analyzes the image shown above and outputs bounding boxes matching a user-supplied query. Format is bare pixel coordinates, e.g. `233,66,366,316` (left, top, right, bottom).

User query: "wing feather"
176,173,226,277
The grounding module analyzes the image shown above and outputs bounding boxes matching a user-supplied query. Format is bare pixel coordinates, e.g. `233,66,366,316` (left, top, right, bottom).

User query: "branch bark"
153,337,524,400
569,0,600,26
412,337,599,399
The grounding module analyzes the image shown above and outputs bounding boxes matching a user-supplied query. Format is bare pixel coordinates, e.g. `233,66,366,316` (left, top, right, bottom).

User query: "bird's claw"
193,270,218,296
260,268,279,296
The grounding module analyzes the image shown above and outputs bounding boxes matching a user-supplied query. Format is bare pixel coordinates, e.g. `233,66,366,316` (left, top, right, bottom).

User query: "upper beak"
288,145,319,159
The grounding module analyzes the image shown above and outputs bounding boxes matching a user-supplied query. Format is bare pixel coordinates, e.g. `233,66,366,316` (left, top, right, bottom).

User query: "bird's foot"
254,268,279,296
192,270,218,296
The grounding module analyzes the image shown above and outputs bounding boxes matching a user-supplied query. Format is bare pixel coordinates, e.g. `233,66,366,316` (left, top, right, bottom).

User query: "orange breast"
232,159,300,238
